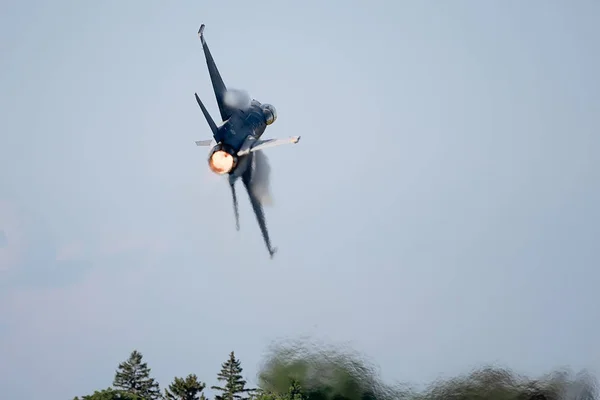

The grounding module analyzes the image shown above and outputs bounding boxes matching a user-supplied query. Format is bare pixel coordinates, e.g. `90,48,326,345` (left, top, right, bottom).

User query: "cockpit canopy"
261,103,277,125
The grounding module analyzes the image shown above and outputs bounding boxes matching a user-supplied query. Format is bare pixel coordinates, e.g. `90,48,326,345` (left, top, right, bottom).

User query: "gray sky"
1,1,599,399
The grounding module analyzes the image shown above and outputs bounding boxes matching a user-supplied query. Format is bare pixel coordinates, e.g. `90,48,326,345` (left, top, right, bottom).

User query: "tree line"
73,344,598,400
73,350,257,400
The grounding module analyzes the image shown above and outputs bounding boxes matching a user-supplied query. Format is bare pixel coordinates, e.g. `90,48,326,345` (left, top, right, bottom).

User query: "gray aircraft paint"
193,24,300,258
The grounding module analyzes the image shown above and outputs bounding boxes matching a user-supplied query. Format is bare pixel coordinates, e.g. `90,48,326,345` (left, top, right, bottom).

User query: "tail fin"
194,93,218,138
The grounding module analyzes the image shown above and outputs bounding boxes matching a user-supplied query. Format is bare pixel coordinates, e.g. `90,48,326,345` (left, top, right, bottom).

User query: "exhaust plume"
256,339,598,400
257,339,409,400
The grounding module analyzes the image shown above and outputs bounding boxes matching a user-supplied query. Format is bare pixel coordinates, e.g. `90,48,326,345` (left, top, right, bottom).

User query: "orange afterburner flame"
209,150,234,174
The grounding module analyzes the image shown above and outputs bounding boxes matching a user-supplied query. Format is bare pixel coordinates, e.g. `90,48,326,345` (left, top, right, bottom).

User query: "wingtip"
269,247,278,259
198,24,205,37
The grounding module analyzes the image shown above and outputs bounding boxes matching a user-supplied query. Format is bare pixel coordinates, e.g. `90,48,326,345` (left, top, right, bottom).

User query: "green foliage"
249,380,306,400
75,387,144,400
257,341,409,400
415,367,599,400
248,390,279,400
165,374,207,400
73,346,598,400
113,350,162,400
256,341,599,400
285,380,305,400
247,380,305,400
211,351,253,400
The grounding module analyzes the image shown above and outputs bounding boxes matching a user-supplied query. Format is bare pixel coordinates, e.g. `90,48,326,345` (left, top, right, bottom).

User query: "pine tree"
211,351,252,400
246,381,304,400
113,350,162,400
75,387,143,399
164,374,207,400
284,380,304,400
247,391,279,400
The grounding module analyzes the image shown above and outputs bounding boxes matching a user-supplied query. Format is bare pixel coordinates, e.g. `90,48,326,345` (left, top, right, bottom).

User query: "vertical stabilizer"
194,92,219,138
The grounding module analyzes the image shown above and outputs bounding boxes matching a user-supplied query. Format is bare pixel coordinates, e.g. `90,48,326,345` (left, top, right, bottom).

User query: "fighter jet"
193,24,300,258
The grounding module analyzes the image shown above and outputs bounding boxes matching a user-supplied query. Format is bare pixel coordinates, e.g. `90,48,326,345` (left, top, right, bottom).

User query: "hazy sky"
1,1,599,399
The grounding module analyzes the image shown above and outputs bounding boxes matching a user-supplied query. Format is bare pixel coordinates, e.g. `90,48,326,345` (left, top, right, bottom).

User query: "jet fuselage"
193,23,295,258
208,101,276,177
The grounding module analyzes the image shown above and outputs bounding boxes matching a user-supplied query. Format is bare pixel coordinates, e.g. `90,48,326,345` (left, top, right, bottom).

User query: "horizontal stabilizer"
237,136,300,156
195,139,213,146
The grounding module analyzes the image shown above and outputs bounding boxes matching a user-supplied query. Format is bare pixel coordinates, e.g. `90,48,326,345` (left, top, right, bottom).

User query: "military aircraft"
193,24,300,259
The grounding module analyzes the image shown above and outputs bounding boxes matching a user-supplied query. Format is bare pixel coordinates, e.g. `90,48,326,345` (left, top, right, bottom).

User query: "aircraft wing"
198,24,236,122
237,136,301,156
